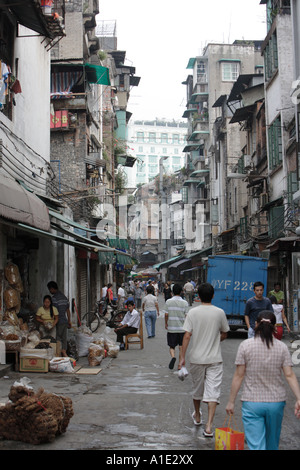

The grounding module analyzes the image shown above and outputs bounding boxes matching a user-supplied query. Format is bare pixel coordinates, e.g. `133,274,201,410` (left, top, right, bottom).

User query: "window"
162,148,167,154
136,174,146,183
161,133,168,144
148,155,157,163
181,186,188,204
172,134,180,144
148,164,158,174
264,32,278,81
174,148,179,155
197,60,207,83
287,171,298,204
137,132,144,142
268,116,282,170
172,157,181,164
222,62,240,82
268,206,284,239
136,162,145,172
240,216,248,238
150,146,155,153
149,132,156,142
172,165,181,172
138,146,143,152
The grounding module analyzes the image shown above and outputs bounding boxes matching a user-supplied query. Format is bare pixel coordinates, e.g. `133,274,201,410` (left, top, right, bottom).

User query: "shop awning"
48,209,96,233
180,266,202,275
3,221,108,253
186,246,213,259
267,237,300,253
0,174,50,231
168,259,192,270
84,63,111,86
153,255,183,270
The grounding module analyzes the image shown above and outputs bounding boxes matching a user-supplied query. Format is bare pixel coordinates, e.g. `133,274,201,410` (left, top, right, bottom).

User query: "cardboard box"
19,357,49,373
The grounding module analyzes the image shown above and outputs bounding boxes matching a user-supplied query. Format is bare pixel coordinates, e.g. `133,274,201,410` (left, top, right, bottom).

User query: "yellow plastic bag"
215,416,244,450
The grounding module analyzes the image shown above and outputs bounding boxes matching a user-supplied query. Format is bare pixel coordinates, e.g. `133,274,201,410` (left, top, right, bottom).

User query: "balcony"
192,118,209,135
188,83,209,105
5,0,66,41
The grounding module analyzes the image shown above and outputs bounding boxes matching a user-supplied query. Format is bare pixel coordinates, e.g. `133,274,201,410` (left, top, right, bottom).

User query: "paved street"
0,294,300,453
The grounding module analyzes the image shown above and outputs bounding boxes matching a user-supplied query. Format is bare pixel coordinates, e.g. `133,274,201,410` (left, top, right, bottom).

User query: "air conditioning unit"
260,192,268,207
243,155,251,170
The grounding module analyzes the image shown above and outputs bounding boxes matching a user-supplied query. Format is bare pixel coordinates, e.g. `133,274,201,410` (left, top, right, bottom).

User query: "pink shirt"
235,337,293,402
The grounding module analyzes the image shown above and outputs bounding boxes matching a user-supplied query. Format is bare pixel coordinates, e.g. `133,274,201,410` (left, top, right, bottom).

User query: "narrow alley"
0,294,299,454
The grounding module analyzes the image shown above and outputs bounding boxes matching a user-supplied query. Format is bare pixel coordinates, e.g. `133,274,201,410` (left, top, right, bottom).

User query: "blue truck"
206,254,269,331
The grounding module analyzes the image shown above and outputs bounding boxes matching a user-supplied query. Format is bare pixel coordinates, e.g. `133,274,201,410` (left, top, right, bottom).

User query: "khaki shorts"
189,362,223,403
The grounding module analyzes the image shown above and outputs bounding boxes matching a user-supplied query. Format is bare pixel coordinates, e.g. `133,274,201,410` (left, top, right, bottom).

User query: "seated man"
114,300,140,350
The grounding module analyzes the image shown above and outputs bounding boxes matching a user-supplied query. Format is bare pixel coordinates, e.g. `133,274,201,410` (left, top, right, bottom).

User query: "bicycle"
82,299,126,333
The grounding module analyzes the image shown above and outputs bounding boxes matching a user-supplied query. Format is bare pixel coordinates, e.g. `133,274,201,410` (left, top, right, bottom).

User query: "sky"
96,0,267,122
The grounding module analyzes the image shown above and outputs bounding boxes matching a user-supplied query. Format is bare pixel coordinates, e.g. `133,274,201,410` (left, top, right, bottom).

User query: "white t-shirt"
273,304,283,324
102,286,107,298
118,287,125,298
183,304,229,364
143,294,158,311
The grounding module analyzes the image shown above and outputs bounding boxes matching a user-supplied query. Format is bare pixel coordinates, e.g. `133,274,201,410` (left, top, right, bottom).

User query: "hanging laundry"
0,61,10,109
10,78,22,94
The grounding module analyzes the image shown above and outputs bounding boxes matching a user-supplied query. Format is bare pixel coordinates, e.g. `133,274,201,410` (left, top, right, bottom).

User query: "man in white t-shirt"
184,280,194,306
117,284,126,309
179,283,229,437
114,300,140,350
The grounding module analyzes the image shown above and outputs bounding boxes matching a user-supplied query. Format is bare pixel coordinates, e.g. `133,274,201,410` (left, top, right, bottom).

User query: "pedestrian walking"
101,284,107,300
133,280,143,309
268,282,284,304
179,283,229,436
106,283,113,305
164,283,189,370
114,300,140,350
163,282,172,302
183,280,194,306
47,281,72,357
244,281,273,338
142,285,159,338
117,284,126,309
226,310,300,450
269,295,290,340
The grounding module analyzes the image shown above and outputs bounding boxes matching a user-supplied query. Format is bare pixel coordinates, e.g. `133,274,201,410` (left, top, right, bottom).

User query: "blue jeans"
144,310,157,337
242,401,286,450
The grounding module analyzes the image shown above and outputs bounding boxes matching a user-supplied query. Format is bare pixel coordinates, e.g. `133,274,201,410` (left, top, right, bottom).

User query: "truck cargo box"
206,255,268,330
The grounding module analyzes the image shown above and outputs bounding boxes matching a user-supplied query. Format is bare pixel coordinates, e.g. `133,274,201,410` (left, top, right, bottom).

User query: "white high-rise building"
125,119,188,187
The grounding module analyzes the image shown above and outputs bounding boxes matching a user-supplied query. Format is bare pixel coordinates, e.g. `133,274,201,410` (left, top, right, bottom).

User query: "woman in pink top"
226,311,300,450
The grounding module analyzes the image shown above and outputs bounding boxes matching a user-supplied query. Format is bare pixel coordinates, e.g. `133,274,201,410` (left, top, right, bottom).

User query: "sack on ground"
49,357,74,373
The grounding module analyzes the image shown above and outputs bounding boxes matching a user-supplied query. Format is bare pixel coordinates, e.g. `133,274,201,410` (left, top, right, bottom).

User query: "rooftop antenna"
228,10,232,43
